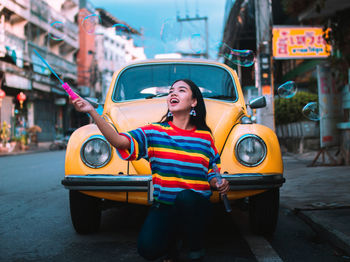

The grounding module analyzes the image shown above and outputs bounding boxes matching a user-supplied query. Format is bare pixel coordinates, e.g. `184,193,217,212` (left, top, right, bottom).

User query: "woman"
72,79,230,261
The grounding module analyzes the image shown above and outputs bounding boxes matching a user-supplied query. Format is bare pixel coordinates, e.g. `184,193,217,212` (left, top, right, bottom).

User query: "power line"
184,0,189,17
175,0,180,18
177,15,209,58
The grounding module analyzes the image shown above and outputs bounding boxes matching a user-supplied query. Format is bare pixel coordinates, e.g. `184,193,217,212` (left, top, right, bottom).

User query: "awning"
51,86,66,95
281,59,323,82
32,81,51,92
5,73,31,90
299,0,350,21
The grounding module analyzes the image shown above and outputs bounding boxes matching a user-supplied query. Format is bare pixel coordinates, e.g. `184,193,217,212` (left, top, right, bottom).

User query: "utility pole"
176,16,208,58
254,0,275,131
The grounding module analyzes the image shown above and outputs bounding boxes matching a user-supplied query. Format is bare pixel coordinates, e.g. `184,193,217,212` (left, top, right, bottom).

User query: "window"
113,63,237,102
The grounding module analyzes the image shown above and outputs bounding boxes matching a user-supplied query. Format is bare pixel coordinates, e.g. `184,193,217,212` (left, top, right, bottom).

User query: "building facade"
0,0,146,145
95,8,146,102
0,0,79,142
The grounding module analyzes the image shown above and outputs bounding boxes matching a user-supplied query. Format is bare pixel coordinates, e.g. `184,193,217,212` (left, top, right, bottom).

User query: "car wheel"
69,190,101,234
249,188,279,236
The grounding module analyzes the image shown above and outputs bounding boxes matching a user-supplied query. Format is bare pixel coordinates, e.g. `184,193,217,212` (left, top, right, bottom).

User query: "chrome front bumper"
61,173,285,191
62,175,153,191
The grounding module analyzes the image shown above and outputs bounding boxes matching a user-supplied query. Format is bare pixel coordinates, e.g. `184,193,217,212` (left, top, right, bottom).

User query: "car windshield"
113,63,237,102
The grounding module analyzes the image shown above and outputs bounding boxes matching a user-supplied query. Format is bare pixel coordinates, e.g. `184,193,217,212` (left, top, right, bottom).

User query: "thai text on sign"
272,26,331,59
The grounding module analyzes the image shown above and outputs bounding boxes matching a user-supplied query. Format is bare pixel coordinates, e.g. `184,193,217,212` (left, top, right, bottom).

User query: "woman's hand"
216,178,230,194
72,97,94,113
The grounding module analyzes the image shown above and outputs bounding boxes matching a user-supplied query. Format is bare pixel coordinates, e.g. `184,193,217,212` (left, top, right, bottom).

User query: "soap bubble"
82,14,101,34
112,23,129,35
190,33,206,54
49,21,65,41
277,81,297,98
160,18,182,43
221,43,255,67
302,102,320,121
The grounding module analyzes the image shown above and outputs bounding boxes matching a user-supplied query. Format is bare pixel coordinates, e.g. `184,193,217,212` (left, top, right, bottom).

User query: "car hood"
105,98,244,173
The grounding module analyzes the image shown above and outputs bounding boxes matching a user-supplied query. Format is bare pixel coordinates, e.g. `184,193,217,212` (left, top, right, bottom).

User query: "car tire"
249,188,279,236
69,190,101,234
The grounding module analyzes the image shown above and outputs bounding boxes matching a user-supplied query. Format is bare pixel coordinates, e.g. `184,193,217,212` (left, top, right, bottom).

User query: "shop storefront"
1,69,75,144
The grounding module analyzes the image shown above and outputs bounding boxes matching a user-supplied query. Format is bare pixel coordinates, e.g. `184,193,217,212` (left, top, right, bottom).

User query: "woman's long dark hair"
159,79,212,133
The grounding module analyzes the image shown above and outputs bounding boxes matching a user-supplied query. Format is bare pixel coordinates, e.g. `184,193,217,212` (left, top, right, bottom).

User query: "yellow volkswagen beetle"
62,58,285,235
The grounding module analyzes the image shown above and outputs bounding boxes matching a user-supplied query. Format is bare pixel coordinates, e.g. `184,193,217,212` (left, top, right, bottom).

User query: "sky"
89,0,227,59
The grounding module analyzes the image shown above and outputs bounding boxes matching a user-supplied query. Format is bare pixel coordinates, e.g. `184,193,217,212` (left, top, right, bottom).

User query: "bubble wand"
33,49,79,100
213,163,232,213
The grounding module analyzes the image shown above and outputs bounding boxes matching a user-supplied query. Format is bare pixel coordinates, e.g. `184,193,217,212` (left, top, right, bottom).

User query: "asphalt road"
0,151,347,261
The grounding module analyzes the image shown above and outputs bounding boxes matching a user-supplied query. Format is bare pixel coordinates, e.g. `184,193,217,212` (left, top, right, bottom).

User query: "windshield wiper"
145,93,168,99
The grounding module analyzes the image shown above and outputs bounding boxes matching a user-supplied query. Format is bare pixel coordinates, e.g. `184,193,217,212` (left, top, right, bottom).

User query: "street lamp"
16,92,26,109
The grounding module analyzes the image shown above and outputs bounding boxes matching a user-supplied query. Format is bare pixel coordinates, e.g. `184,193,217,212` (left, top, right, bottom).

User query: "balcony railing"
27,42,77,78
62,0,79,9
30,0,49,22
65,20,79,41
4,33,77,75
13,0,30,8
4,31,26,52
48,52,77,75
2,0,30,20
29,0,78,43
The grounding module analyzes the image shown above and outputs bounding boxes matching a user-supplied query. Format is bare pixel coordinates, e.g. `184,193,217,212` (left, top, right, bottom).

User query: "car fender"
65,124,128,176
220,123,283,174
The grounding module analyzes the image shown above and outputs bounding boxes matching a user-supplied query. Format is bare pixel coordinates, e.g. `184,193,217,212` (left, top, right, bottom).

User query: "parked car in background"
62,59,285,236
49,128,76,151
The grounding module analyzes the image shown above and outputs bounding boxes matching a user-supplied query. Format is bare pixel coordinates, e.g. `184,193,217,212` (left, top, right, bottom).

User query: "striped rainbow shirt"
116,121,221,205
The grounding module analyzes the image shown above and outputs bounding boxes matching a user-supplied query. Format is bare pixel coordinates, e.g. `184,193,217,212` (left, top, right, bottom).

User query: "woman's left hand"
216,178,230,194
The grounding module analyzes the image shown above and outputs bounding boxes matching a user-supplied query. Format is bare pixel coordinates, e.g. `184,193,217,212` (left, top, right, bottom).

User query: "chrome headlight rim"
235,134,267,167
80,135,112,169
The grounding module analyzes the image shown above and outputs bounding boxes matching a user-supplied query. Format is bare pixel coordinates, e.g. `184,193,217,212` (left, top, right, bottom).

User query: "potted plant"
27,125,42,147
0,121,11,152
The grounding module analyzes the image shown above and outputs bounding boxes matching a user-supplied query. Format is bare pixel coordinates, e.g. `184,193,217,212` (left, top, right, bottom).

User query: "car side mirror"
248,96,266,109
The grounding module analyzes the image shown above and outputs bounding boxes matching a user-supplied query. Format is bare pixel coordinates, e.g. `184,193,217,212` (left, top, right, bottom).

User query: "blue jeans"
137,189,212,261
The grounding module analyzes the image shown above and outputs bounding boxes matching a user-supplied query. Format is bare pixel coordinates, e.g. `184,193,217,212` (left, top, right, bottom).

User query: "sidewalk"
281,150,350,256
0,142,52,157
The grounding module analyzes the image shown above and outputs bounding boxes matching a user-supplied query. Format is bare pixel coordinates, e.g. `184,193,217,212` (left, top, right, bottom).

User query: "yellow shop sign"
272,26,332,59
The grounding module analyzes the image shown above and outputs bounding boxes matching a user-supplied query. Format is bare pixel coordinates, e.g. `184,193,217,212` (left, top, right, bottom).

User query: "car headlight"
81,136,112,168
235,134,266,167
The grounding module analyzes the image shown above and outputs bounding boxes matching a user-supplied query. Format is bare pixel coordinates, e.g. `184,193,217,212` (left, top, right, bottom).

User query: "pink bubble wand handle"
62,82,79,100
32,49,79,100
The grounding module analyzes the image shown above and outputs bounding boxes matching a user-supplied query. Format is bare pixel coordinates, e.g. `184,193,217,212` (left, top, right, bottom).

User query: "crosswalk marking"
231,209,284,262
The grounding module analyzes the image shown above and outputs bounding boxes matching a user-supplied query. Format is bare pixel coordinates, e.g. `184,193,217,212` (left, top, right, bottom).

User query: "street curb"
0,148,53,157
295,208,350,256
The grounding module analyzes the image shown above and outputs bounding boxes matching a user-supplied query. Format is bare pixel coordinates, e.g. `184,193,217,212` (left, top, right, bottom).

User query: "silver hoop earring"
167,111,173,117
189,108,196,116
